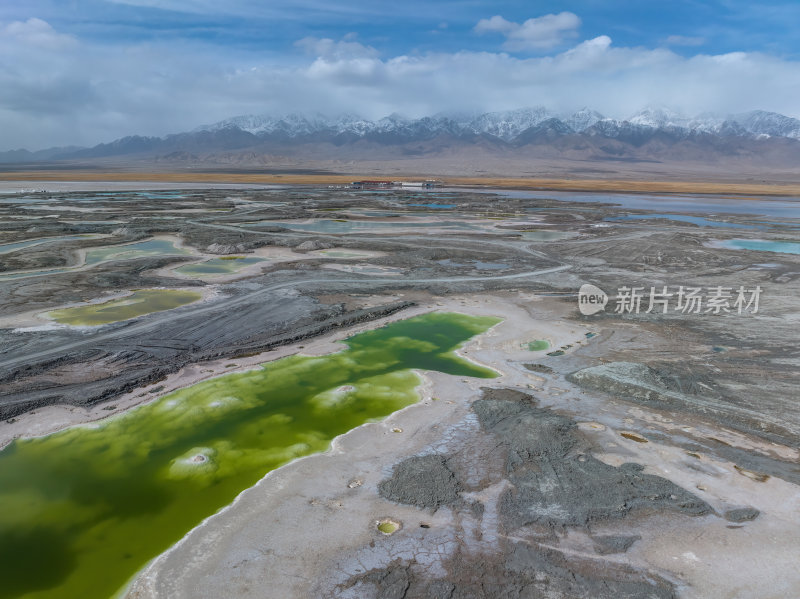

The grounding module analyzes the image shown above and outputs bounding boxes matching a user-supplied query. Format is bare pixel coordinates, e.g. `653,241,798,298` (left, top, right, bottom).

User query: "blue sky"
1,0,799,149
5,0,800,57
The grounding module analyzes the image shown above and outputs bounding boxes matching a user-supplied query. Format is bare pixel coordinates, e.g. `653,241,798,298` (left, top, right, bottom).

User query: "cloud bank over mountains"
1,11,800,151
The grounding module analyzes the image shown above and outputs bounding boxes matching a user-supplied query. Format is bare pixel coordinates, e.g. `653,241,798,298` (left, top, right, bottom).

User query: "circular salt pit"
377,519,401,535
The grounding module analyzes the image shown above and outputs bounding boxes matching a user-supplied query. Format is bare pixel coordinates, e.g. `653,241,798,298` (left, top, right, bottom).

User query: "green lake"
47,289,204,326
0,312,499,599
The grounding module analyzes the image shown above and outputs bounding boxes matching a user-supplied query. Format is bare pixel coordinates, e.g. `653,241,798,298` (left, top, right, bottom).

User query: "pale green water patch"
83,238,193,265
525,340,549,351
377,519,401,534
47,289,203,326
174,257,265,277
0,312,499,599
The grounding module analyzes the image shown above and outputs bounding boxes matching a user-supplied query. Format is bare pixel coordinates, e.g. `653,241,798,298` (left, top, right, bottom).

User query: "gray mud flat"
327,388,711,599
566,361,798,446
0,186,565,420
0,294,413,419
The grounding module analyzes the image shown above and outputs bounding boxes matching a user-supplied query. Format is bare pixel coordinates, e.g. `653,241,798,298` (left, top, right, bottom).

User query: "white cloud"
1,17,76,49
1,21,800,150
474,15,517,35
295,35,379,60
475,12,581,51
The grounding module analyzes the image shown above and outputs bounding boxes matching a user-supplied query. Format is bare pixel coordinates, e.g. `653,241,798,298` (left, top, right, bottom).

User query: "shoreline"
2,173,800,196
0,299,491,450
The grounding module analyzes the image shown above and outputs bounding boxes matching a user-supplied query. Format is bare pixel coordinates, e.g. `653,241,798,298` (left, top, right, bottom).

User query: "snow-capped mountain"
463,107,553,141
564,108,605,132
627,107,692,129
194,107,800,141
4,106,799,164
733,110,800,139
196,112,377,136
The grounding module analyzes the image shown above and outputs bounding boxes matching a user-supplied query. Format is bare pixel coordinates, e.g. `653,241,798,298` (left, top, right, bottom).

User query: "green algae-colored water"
526,340,549,351
47,289,203,326
377,520,400,534
0,312,499,599
174,256,264,277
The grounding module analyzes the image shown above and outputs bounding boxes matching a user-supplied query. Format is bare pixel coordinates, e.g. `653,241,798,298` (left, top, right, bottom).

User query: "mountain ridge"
194,107,800,141
2,107,800,165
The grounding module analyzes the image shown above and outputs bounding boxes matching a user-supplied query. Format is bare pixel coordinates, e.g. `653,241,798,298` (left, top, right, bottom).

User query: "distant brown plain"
3,170,800,196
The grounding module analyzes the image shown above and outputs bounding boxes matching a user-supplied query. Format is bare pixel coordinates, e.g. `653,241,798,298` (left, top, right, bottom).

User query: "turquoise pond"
713,239,800,254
